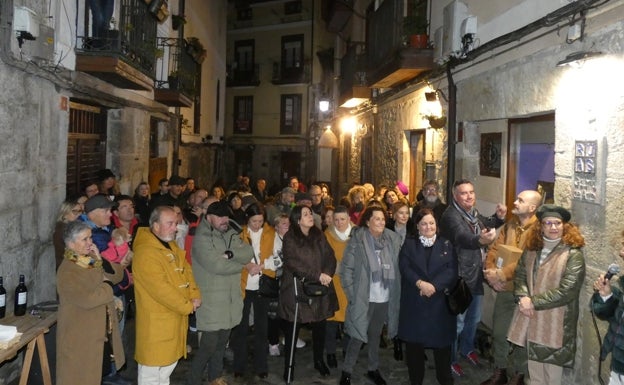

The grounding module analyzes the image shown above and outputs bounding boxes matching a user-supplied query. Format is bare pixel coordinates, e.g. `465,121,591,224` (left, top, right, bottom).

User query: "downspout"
172,0,186,176
445,63,457,204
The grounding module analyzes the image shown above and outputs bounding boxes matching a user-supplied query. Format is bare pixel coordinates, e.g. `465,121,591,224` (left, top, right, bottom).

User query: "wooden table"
0,311,57,385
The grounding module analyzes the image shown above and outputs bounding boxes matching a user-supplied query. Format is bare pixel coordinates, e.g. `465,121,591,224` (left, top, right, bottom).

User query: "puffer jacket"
591,275,624,374
511,245,585,367
340,226,402,342
192,219,254,331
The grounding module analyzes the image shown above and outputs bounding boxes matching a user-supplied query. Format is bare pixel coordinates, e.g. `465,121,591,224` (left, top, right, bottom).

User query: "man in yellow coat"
133,206,201,385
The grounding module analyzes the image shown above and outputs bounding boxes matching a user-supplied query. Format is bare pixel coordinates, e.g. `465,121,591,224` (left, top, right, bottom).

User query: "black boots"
314,360,330,377
326,353,338,368
393,337,403,361
480,368,508,385
366,369,387,385
339,371,352,385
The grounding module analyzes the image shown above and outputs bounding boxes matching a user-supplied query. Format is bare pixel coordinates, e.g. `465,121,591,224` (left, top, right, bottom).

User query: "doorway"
506,113,555,209
280,151,301,187
409,130,426,205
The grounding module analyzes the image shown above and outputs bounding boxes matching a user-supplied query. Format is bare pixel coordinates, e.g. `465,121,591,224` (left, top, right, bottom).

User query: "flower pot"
409,34,428,49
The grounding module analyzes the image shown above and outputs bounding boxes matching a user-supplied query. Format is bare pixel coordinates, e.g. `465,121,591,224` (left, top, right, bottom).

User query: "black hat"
96,169,115,182
84,194,115,213
206,201,231,217
536,204,571,222
295,192,312,202
168,175,186,186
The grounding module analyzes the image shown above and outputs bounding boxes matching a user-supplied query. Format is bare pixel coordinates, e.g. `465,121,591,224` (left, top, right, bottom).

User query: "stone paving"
120,319,495,385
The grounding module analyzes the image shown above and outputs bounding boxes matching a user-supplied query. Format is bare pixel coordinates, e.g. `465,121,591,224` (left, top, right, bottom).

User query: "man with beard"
412,180,448,224
480,190,542,385
187,201,256,385
133,206,201,385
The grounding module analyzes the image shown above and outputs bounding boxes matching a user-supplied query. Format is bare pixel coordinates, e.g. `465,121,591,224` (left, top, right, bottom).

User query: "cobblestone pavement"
120,319,495,385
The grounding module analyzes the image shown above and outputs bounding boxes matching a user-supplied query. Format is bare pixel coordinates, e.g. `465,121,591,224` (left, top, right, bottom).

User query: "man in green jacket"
187,201,255,385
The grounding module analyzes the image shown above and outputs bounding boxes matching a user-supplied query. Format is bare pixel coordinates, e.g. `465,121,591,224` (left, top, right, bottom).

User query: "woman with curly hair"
507,204,585,385
347,185,367,225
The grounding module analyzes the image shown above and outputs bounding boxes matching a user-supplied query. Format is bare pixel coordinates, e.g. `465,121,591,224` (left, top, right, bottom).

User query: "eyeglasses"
542,220,563,227
424,188,437,193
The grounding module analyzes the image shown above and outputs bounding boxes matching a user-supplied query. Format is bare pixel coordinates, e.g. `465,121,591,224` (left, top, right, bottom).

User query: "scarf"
451,199,483,235
364,230,395,289
63,248,103,269
419,234,437,247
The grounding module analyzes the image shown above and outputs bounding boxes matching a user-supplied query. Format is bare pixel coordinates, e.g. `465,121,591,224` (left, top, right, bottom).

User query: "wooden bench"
0,310,57,385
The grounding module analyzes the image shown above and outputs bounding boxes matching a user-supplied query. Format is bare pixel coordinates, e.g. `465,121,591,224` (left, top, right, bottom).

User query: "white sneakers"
280,337,306,348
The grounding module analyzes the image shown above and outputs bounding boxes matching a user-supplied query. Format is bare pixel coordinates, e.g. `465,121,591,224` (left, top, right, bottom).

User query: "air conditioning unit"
433,26,444,62
442,0,468,57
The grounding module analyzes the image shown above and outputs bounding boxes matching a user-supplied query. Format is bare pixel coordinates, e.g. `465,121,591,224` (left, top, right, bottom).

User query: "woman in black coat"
278,205,338,382
398,208,458,385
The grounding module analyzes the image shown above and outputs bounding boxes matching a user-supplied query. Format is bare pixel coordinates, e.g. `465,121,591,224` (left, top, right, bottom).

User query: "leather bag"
445,277,473,315
302,280,328,297
258,274,280,298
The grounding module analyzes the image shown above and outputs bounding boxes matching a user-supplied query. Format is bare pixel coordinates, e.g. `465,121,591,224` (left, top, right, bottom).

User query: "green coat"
132,227,200,366
192,219,254,331
511,245,585,367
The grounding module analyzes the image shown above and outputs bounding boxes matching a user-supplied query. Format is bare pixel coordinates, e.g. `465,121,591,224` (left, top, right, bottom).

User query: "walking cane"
286,276,300,384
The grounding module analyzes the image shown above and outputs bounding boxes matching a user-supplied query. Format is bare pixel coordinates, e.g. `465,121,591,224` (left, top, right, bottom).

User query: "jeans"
452,294,483,363
187,329,230,385
87,0,114,38
231,290,269,374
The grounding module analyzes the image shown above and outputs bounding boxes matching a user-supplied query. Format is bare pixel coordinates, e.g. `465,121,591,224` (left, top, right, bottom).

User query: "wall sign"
480,133,502,178
573,140,599,203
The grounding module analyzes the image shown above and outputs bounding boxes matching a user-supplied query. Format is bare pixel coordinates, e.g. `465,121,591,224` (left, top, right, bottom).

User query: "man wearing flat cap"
79,194,115,252
187,201,255,385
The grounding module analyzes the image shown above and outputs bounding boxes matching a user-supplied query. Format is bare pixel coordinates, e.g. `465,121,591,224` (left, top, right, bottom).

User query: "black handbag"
445,277,473,315
258,274,280,298
302,280,328,297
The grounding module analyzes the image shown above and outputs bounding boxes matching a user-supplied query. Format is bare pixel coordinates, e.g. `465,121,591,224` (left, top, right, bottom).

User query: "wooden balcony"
367,47,434,89
76,54,154,91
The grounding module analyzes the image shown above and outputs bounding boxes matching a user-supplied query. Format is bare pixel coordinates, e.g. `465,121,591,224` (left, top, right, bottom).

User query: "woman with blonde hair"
347,185,367,225
507,204,585,385
53,199,83,270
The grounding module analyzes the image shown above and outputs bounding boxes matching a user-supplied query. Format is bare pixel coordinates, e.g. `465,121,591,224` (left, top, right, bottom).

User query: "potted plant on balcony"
168,70,180,90
403,0,429,48
171,14,186,30
186,37,207,64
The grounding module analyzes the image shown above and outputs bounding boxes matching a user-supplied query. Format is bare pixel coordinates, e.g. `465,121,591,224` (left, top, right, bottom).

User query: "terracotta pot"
409,34,428,49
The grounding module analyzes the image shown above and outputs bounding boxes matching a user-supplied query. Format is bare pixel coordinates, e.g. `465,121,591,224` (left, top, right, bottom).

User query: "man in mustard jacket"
133,206,201,385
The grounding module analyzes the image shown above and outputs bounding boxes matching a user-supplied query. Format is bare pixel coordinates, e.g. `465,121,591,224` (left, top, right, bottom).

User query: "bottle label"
0,294,5,307
17,292,27,305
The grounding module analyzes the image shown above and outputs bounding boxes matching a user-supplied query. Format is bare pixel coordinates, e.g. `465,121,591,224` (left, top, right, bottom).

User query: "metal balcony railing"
76,0,159,78
340,42,368,95
154,37,198,97
367,0,403,71
226,63,261,87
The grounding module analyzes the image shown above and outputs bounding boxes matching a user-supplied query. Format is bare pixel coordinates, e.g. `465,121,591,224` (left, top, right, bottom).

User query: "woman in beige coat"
56,220,125,385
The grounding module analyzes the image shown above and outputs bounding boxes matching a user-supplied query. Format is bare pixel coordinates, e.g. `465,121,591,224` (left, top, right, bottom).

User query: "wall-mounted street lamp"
319,99,330,113
556,51,603,67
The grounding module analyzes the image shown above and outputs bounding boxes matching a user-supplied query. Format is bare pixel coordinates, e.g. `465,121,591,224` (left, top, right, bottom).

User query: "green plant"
154,48,164,59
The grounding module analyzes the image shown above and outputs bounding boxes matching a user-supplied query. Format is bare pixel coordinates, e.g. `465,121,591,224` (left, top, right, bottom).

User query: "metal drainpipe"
172,0,185,176
445,64,457,204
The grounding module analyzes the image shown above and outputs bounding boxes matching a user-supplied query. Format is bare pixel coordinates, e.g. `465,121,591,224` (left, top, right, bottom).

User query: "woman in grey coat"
339,206,402,385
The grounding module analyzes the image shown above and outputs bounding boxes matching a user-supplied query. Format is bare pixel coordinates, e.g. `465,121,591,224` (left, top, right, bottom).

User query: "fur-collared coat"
56,257,124,385
277,229,338,323
507,244,585,367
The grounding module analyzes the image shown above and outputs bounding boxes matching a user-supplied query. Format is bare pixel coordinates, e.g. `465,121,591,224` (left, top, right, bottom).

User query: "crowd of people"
53,170,609,385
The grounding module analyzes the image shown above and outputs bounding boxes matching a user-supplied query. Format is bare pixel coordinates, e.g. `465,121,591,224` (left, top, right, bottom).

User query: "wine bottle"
0,277,6,319
14,274,27,316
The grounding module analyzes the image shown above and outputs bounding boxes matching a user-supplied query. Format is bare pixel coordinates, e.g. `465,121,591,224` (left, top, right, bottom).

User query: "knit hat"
536,204,571,222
